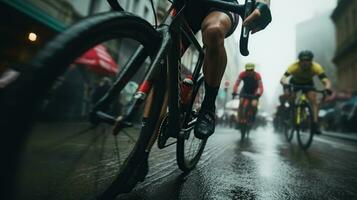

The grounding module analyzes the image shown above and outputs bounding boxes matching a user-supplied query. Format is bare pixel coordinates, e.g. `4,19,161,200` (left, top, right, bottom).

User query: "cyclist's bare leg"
251,99,259,121
238,98,244,122
194,11,233,139
306,91,318,123
201,11,232,87
251,99,258,108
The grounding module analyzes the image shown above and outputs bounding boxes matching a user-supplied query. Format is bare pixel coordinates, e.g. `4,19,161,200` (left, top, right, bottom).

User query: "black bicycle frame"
91,1,203,132
92,0,252,133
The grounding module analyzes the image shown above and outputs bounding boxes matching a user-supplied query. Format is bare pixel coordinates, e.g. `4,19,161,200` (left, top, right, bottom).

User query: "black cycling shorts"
184,0,240,38
290,78,314,93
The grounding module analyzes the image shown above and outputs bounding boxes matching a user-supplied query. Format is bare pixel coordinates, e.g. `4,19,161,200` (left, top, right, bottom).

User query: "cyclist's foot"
312,123,322,135
194,109,215,139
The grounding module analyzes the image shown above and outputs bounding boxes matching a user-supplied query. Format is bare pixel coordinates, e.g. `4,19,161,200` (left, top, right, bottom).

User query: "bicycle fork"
90,28,172,132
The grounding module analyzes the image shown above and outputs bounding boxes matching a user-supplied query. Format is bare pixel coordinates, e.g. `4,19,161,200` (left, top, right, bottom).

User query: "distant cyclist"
232,63,264,123
274,94,289,131
280,50,332,134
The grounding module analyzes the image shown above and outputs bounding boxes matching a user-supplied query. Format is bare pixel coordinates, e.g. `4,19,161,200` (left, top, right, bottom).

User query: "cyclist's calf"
306,91,317,105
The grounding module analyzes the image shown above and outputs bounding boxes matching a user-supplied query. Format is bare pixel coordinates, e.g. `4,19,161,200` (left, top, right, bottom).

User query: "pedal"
112,116,133,135
90,111,116,125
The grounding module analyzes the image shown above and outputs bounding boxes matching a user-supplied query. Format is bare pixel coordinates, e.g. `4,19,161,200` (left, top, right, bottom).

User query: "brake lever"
107,0,124,11
239,0,255,56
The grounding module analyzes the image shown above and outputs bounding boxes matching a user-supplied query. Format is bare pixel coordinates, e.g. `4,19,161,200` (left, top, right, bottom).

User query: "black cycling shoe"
194,109,216,139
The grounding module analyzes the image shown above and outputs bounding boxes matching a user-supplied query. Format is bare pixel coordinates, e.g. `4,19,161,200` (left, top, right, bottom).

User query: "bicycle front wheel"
240,107,248,140
0,11,163,200
240,124,246,140
297,104,314,149
177,76,207,172
284,108,294,142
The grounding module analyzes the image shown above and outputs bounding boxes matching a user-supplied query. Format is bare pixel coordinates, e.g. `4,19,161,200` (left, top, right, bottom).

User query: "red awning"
75,45,118,76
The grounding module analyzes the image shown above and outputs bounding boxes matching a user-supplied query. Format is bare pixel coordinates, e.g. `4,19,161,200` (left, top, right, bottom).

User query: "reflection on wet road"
119,125,357,200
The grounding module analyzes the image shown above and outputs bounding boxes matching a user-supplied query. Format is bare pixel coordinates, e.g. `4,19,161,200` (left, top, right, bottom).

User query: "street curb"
322,132,357,143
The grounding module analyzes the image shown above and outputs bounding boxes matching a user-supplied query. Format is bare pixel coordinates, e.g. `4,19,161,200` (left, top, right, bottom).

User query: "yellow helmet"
245,63,255,70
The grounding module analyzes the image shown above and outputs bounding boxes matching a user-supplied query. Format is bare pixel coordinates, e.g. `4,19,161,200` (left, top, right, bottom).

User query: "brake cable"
150,0,158,28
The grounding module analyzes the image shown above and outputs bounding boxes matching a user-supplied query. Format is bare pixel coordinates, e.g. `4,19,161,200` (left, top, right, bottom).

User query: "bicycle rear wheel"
0,12,163,200
297,104,314,149
177,76,207,172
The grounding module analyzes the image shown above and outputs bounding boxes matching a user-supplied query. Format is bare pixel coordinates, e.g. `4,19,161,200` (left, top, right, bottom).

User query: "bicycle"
283,84,326,150
0,0,256,199
234,94,258,140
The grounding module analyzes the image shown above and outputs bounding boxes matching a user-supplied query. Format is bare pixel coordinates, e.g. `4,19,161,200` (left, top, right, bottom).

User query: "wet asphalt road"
16,124,357,200
117,125,357,200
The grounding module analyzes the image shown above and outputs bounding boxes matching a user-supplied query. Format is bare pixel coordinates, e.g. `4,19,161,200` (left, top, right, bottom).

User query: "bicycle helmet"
245,63,255,70
298,50,314,61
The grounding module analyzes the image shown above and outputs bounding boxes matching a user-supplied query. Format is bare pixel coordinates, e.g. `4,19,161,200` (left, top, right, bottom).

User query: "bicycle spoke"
177,77,207,171
15,35,154,199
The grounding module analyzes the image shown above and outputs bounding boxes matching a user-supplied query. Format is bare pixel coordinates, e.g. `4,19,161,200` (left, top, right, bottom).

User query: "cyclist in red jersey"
232,63,264,123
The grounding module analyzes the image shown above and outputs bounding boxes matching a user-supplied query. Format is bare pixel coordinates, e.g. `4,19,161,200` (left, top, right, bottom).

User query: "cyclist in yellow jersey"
280,50,332,134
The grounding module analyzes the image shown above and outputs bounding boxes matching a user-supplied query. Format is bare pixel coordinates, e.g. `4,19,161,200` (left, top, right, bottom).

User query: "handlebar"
205,0,256,56
283,84,328,101
240,0,255,56
107,0,124,11
107,0,256,56
284,84,322,92
232,93,258,99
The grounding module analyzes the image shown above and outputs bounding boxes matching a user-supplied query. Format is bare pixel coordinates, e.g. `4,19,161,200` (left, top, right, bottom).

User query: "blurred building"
0,0,93,66
0,0,165,66
224,35,241,88
296,10,337,88
331,0,357,93
0,0,166,120
119,0,162,23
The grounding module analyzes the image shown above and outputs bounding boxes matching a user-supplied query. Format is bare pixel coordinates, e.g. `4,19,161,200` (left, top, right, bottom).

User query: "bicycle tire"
176,76,208,172
246,124,251,138
284,108,294,142
297,103,314,150
240,107,247,140
0,12,163,200
100,81,167,199
240,124,246,140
